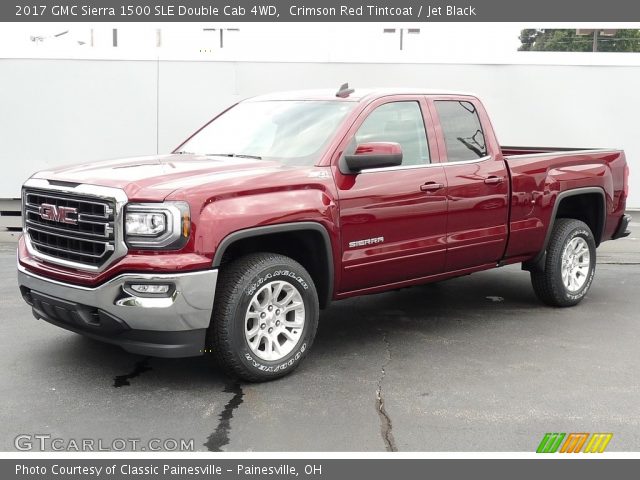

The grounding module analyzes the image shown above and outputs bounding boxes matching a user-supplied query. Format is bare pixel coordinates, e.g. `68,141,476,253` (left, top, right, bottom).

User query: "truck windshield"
178,100,355,165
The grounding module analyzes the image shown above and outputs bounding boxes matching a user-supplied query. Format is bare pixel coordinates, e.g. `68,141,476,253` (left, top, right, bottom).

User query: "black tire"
209,253,319,382
530,219,596,307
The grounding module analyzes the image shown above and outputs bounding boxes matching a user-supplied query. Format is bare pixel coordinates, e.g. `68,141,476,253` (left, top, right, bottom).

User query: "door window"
434,101,487,162
350,102,430,166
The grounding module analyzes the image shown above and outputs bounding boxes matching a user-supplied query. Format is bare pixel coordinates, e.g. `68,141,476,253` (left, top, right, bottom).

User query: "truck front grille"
23,189,116,268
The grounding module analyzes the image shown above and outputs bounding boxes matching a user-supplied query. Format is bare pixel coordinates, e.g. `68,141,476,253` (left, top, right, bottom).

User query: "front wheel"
530,218,596,307
209,253,319,382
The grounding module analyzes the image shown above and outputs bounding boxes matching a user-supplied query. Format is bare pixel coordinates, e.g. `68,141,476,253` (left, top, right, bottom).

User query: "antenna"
336,83,354,98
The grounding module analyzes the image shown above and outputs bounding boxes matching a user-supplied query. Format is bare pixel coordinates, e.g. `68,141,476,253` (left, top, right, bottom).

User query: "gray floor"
1,232,639,452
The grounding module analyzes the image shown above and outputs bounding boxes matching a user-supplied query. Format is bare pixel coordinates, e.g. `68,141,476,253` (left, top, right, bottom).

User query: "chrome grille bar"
25,215,110,239
22,181,127,271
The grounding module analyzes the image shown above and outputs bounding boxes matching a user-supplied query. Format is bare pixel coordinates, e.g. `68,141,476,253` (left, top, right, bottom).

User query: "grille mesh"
24,189,116,268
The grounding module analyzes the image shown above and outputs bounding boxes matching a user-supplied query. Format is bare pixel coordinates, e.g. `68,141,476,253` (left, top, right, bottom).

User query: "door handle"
483,176,504,185
420,182,444,192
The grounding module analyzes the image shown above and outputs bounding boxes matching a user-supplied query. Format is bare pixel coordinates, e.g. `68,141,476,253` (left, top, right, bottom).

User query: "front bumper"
17,263,218,357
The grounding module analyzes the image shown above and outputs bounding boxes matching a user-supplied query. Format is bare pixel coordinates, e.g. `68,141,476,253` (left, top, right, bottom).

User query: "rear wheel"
209,253,319,382
530,219,596,307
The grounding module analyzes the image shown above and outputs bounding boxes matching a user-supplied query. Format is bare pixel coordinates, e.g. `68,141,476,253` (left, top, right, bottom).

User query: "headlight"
124,202,190,249
126,212,167,236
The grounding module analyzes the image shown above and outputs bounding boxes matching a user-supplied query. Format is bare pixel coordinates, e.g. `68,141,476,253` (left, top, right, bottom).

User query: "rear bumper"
17,263,218,357
612,214,632,240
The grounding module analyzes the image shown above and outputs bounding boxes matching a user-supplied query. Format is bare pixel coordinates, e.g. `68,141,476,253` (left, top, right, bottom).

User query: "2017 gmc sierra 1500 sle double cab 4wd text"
17,86,631,381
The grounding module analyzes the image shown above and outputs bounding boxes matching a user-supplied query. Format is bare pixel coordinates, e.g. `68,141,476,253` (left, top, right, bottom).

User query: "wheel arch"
212,222,334,309
523,187,606,272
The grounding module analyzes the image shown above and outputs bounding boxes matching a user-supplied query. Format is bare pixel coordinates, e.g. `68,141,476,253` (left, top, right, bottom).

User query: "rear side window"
435,101,487,162
352,101,430,166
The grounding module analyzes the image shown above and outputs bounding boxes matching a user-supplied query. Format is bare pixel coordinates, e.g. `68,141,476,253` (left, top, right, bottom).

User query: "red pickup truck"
17,86,630,381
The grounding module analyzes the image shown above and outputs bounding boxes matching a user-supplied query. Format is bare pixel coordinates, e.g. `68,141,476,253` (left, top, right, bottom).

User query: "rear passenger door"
429,97,509,271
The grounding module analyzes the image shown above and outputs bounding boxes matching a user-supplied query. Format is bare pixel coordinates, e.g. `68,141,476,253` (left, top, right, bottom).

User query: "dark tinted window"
435,101,487,162
351,102,430,166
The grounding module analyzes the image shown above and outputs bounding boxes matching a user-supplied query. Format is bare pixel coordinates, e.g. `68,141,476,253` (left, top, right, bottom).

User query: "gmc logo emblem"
38,203,78,225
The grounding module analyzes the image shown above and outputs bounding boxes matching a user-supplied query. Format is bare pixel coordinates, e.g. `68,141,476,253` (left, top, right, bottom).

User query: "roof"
246,88,477,102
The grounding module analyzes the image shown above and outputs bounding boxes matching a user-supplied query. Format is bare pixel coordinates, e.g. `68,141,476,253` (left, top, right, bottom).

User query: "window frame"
335,95,440,174
427,95,495,165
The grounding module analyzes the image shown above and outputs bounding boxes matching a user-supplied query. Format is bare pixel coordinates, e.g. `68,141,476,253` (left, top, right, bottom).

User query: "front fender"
194,188,339,258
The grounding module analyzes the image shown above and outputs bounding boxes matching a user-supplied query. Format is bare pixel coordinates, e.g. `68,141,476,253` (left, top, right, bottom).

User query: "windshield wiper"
205,153,263,160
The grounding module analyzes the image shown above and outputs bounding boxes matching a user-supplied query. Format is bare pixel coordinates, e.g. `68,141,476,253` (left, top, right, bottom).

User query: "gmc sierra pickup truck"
17,85,630,381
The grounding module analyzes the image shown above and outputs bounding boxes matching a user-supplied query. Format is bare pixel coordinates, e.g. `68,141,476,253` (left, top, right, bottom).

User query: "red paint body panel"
336,165,448,291
17,237,213,286
330,94,448,291
426,96,510,271
19,89,629,302
504,149,627,259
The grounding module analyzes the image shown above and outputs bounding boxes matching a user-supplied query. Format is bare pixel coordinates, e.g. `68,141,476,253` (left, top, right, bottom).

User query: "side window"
351,101,430,166
434,100,487,162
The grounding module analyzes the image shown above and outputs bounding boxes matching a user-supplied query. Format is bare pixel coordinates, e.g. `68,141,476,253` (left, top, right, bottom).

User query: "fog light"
130,284,171,295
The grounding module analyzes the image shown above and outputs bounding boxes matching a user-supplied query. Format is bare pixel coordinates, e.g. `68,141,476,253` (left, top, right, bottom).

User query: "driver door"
333,96,448,294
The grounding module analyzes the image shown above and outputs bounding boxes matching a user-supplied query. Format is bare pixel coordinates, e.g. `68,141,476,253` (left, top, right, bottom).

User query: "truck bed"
501,146,627,261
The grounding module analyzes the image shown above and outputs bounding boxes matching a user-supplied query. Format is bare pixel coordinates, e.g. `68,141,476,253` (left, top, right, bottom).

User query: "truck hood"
32,154,317,201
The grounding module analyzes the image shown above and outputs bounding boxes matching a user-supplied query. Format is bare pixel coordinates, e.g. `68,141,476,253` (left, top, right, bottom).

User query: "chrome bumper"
17,263,218,332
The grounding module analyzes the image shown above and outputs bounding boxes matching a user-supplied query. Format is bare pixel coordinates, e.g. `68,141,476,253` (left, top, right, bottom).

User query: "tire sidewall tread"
209,253,319,382
531,218,596,307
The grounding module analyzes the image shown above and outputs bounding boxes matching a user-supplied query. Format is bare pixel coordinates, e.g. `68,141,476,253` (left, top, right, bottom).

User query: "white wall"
1,58,639,207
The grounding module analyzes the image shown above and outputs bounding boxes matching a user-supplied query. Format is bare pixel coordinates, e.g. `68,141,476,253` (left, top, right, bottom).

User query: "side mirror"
344,142,403,173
